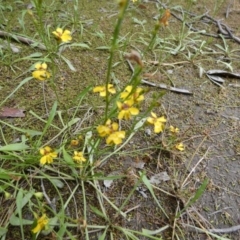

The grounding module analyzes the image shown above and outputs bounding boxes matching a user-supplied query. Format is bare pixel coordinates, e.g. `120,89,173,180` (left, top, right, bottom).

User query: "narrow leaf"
90,205,106,219
0,143,29,151
9,214,33,226
60,55,76,71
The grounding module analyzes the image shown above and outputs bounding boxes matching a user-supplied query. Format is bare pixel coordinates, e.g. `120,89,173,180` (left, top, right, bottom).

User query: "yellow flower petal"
93,85,116,97
147,113,166,133
117,101,139,120
170,125,179,133
39,146,57,165
154,122,164,133
73,151,86,163
112,122,119,131
147,117,155,124
129,107,139,115
157,116,167,123
93,86,104,93
52,28,72,43
97,125,111,137
106,131,125,145
32,63,51,81
61,30,72,42
35,63,42,70
32,214,49,234
176,143,184,151
151,112,157,118
41,62,47,70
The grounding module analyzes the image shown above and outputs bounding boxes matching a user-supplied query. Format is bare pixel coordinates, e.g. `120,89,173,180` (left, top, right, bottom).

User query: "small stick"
41,179,56,212
0,30,46,50
181,147,210,188
124,204,141,214
126,60,192,95
183,223,240,234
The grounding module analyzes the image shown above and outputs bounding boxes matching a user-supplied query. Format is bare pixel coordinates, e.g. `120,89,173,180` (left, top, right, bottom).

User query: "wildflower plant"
0,0,193,239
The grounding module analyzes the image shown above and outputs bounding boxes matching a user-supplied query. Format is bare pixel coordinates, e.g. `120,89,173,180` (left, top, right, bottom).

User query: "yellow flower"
147,112,166,133
93,84,116,97
176,143,185,151
32,62,51,81
170,125,179,134
120,85,144,103
97,119,118,137
106,131,126,145
117,100,139,120
52,28,72,43
97,119,126,145
73,151,86,164
39,146,57,165
32,214,49,234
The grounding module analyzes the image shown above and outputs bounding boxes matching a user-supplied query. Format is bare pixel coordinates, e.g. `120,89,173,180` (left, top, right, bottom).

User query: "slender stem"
104,1,129,121
81,180,90,240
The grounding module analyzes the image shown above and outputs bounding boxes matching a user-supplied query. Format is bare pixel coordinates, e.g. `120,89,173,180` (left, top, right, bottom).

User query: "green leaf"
98,227,108,240
60,55,76,71
0,142,29,151
177,178,209,218
185,178,209,209
0,227,8,237
9,214,32,226
121,229,138,240
51,179,64,188
0,76,33,107
36,101,57,147
70,43,90,49
96,46,110,51
140,171,169,219
42,101,57,135
62,147,74,165
16,188,34,210
133,117,146,131
27,52,43,58
0,168,19,180
90,205,106,219
142,225,169,235
0,119,42,137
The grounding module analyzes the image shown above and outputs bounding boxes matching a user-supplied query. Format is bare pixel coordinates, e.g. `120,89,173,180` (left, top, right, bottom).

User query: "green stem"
104,1,129,121
81,180,90,240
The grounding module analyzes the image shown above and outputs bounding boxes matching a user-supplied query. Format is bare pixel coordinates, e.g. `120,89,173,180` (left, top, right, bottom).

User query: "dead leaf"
143,71,162,81
136,186,148,198
207,69,240,78
0,107,25,118
138,4,147,9
149,172,170,185
206,69,240,86
103,171,121,188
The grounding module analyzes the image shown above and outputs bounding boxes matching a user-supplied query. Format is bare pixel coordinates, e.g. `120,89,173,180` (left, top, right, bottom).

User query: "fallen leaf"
103,171,121,188
136,186,148,198
0,107,25,118
149,172,170,185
